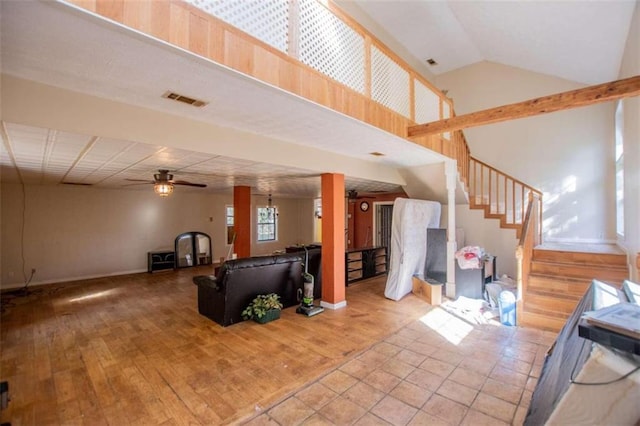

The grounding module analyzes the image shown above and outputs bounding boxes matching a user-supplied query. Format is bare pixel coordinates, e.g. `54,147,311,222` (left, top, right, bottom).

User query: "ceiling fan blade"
173,180,207,188
125,178,155,183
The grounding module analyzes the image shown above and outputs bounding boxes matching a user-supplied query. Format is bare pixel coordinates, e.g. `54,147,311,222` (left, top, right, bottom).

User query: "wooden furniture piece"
346,246,388,285
411,275,442,305
147,250,175,273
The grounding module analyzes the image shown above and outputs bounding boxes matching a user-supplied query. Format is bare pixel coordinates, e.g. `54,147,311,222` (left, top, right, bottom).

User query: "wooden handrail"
518,192,541,247
471,156,542,198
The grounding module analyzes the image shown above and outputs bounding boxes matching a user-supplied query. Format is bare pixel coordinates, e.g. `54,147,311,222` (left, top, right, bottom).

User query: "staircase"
463,154,630,332
519,245,628,331
468,156,541,240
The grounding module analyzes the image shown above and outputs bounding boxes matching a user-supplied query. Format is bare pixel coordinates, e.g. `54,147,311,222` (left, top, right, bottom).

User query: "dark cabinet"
346,246,388,285
147,250,175,273
425,228,496,299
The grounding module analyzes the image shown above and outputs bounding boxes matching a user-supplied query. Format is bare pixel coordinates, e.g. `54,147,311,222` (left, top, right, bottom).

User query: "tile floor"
242,306,557,425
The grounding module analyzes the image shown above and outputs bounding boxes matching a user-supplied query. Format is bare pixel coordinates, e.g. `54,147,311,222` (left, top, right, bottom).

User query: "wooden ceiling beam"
408,75,640,137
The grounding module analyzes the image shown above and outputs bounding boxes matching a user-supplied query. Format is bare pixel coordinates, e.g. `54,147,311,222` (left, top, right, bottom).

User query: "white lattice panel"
298,0,365,93
371,46,410,117
187,0,289,53
414,79,440,124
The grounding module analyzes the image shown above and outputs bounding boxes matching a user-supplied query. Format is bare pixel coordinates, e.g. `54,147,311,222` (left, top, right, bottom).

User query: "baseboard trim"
320,300,347,310
1,269,147,291
543,237,617,245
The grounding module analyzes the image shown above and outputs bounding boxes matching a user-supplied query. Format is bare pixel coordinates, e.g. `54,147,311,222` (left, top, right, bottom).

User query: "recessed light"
162,91,208,107
369,152,385,157
426,58,438,66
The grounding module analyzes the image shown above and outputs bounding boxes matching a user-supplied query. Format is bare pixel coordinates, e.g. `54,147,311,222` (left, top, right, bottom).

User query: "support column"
320,173,346,309
445,160,458,299
233,186,251,258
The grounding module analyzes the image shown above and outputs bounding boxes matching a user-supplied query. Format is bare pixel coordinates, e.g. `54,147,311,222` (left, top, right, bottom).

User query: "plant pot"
254,308,281,324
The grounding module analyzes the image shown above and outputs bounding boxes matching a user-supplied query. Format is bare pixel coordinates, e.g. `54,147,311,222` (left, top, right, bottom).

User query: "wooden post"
320,173,346,309
233,186,251,258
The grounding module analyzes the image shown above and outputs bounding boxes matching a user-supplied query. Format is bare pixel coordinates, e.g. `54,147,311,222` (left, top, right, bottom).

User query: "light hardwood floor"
1,268,435,425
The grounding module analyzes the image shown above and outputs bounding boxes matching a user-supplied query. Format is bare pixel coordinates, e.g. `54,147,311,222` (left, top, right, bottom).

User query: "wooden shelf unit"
346,246,388,285
147,250,175,273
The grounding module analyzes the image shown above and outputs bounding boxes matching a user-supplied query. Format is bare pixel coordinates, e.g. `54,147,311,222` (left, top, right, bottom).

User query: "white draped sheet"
384,198,441,301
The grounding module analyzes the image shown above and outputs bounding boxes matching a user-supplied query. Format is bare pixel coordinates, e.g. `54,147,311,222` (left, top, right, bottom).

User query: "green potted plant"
241,293,283,324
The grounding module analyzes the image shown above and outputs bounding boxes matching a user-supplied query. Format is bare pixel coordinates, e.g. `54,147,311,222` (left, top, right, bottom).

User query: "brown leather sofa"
194,251,321,326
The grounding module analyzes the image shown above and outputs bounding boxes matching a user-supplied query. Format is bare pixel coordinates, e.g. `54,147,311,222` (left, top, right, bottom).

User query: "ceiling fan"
126,169,207,197
347,190,366,201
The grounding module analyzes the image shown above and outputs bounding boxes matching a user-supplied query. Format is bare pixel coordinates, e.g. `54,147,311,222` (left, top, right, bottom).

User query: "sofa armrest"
193,275,220,290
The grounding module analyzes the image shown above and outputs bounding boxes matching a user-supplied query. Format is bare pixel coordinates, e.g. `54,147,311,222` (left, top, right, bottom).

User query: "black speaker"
425,228,447,284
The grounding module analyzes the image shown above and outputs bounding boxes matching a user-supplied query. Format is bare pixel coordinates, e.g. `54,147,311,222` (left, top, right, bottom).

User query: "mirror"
175,232,212,268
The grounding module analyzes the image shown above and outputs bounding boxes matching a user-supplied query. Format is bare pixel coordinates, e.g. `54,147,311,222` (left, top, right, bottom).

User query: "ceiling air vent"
162,91,208,108
426,58,438,66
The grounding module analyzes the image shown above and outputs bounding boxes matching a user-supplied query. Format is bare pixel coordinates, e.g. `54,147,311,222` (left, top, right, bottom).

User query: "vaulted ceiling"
343,0,636,85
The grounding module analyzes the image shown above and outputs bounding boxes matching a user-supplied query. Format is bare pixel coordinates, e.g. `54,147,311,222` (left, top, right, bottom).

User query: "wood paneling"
0,271,429,424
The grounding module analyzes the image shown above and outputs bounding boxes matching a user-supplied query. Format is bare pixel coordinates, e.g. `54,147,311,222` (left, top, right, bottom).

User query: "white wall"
437,62,616,244
619,3,640,281
0,183,315,288
250,194,315,256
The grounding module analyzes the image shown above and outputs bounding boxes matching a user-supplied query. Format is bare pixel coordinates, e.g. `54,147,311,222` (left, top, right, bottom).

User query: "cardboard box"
412,275,442,306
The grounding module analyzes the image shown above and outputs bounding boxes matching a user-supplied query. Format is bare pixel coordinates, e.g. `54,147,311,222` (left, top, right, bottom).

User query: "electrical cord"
19,182,35,292
569,339,640,386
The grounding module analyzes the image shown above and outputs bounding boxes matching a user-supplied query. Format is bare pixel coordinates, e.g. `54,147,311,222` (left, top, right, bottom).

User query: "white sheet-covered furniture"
384,198,441,301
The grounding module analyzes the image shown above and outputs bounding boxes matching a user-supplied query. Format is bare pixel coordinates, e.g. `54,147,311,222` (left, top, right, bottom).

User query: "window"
615,101,624,236
225,205,235,245
257,207,277,241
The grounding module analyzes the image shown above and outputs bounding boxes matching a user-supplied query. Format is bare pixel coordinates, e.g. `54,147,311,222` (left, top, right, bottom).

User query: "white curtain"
384,198,441,301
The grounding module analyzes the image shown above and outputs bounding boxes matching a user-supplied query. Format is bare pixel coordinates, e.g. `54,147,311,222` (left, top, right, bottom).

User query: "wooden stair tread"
535,242,625,255
525,288,582,301
533,246,627,266
531,259,628,270
524,298,579,315
530,261,628,282
521,305,570,320
527,275,590,296
518,310,566,332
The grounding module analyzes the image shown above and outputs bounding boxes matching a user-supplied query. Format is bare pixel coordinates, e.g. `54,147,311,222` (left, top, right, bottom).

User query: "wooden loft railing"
64,0,474,196
468,156,542,239
68,0,470,175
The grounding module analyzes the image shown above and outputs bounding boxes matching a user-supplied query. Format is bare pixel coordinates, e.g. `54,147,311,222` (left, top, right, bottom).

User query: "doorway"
374,202,394,256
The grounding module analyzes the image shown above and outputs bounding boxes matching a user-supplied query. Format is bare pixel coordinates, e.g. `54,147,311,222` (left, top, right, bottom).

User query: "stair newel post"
538,195,543,245
445,160,458,299
515,245,524,319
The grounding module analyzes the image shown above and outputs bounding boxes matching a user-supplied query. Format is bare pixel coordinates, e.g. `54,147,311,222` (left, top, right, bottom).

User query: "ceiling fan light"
154,182,174,197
